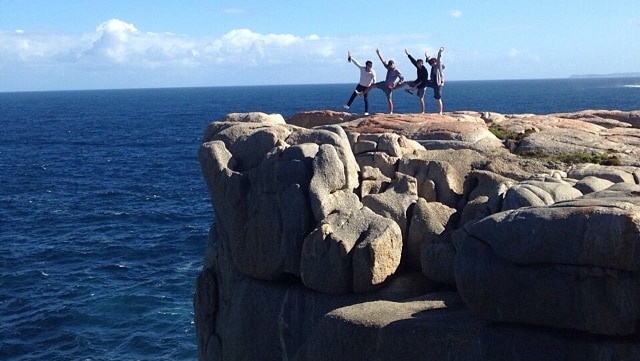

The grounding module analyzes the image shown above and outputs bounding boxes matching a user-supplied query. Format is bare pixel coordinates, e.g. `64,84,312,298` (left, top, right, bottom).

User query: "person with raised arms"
343,51,376,115
361,48,405,114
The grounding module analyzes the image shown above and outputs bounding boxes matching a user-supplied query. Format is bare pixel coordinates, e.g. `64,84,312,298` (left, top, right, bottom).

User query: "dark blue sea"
1,78,639,361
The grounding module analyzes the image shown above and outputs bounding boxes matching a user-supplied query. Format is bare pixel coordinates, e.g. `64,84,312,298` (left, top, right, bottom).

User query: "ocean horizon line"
4,75,640,94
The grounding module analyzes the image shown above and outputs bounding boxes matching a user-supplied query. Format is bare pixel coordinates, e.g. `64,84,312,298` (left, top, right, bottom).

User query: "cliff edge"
195,109,640,361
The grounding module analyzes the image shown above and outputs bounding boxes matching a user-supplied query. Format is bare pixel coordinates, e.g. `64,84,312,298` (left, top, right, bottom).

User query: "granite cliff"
195,109,640,361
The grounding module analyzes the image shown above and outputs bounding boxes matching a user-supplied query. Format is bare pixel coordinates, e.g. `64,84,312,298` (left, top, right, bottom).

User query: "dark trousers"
347,84,369,112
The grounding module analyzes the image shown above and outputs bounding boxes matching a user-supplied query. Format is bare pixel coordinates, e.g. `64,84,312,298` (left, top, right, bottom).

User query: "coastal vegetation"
488,123,621,165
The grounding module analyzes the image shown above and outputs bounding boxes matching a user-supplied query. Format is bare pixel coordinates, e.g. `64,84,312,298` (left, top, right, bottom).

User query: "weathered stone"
581,182,640,199
309,144,353,221
568,163,637,184
398,157,463,208
287,110,358,128
501,179,583,210
574,175,616,194
458,170,514,226
355,151,399,179
290,125,361,190
196,110,640,361
455,197,640,335
300,206,403,294
406,198,456,270
362,173,418,241
222,111,286,124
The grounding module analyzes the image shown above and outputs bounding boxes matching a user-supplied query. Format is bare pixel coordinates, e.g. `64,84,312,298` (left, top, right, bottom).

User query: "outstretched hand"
404,49,409,55
439,47,445,53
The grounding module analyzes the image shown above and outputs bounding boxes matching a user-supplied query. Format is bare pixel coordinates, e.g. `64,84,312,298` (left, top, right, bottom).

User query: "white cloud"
0,29,77,63
450,9,463,19
508,48,540,62
81,19,200,67
0,19,436,90
508,48,523,58
223,8,247,14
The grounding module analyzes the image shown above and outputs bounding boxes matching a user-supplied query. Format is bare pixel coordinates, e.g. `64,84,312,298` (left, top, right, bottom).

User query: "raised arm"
348,50,364,68
425,50,431,62
376,48,386,65
437,47,444,62
405,49,418,67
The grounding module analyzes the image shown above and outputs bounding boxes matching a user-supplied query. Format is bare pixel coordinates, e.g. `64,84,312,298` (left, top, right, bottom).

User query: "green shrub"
488,124,531,142
520,151,621,165
488,124,508,140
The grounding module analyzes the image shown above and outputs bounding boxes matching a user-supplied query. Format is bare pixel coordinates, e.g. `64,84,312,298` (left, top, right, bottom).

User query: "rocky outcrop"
195,110,640,361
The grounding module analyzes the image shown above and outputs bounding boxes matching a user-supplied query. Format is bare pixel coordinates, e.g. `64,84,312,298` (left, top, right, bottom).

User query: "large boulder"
501,179,583,210
199,120,403,294
454,197,640,335
300,206,403,294
222,111,286,124
405,198,456,270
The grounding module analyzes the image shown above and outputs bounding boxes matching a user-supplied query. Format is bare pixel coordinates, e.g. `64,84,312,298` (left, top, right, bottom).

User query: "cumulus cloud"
508,48,540,62
80,19,201,68
0,19,340,70
0,28,78,63
0,19,435,89
0,19,201,69
205,28,337,66
450,9,463,18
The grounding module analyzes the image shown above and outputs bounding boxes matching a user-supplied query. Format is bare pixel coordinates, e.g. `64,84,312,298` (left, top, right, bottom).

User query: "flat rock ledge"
195,109,640,361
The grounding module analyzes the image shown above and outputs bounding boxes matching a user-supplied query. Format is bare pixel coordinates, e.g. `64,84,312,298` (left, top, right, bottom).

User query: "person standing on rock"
361,48,405,114
343,51,376,115
425,47,445,115
402,49,430,113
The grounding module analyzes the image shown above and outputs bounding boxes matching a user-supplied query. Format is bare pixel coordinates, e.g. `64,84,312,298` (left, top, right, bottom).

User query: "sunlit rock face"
195,110,640,361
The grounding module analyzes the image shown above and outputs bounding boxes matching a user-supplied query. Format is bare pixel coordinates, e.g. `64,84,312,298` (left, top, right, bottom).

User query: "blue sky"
1,0,639,91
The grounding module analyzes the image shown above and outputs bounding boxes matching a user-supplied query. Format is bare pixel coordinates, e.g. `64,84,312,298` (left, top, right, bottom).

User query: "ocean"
1,78,639,361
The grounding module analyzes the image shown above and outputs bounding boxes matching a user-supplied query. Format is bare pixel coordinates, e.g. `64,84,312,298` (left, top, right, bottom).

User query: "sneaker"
364,112,369,116
404,88,414,95
343,104,350,110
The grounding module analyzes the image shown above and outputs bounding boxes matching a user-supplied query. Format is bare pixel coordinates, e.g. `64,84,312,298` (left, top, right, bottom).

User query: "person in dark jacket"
403,49,430,113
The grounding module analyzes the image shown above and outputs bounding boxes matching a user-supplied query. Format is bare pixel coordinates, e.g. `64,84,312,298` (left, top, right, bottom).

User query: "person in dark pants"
425,47,445,115
361,49,405,114
403,49,430,113
343,51,376,115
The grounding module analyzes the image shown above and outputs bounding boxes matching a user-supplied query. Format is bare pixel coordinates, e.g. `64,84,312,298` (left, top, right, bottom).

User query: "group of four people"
343,47,445,115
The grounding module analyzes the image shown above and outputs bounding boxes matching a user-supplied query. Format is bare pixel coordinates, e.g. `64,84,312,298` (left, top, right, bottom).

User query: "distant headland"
569,72,640,79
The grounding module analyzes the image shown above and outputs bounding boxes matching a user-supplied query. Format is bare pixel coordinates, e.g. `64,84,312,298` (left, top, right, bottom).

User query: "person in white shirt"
343,51,376,115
